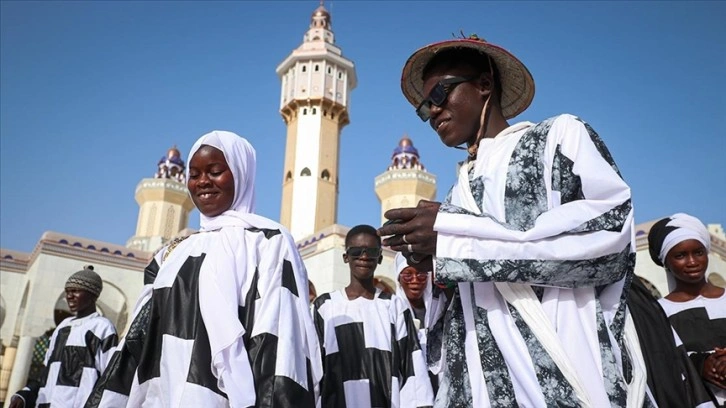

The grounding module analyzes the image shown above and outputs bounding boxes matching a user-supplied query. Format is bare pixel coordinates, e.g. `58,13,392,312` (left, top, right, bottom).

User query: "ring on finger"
402,234,410,244
410,254,422,264
407,244,413,253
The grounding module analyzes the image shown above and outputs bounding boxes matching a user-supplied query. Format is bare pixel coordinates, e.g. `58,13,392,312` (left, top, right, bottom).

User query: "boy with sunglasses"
379,35,646,407
312,225,433,408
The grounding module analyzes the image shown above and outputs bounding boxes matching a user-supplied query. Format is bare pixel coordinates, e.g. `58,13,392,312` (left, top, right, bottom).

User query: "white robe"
313,289,434,408
37,312,117,408
430,114,647,407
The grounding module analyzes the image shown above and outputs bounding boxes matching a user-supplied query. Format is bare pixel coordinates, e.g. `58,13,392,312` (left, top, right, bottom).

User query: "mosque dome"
158,145,185,167
388,135,426,171
311,5,331,29
155,145,186,182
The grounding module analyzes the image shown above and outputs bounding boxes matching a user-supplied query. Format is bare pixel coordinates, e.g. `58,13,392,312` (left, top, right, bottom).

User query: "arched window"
300,167,311,177
314,64,319,72
327,66,332,75
302,65,307,73
338,72,343,79
321,169,331,180
312,107,317,115
285,171,292,181
303,108,308,115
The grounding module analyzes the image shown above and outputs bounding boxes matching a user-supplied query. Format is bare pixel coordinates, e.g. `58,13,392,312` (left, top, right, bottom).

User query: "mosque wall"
0,236,149,347
0,270,27,346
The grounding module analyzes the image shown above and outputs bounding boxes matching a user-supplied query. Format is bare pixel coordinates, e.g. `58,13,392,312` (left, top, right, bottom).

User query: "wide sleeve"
434,114,634,288
201,228,321,408
83,287,154,408
85,319,118,375
393,296,434,408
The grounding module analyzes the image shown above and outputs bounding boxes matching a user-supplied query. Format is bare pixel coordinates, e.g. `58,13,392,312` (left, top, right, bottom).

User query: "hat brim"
401,38,535,120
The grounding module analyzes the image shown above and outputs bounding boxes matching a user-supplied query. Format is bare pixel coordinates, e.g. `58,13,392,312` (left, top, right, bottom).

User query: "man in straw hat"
378,35,649,407
9,266,118,408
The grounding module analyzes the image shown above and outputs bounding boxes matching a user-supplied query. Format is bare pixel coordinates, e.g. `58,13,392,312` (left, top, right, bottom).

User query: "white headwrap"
657,213,711,266
647,213,711,292
187,130,279,231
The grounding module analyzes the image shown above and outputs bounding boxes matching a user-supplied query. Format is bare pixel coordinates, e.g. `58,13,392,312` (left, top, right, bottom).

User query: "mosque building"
0,3,724,405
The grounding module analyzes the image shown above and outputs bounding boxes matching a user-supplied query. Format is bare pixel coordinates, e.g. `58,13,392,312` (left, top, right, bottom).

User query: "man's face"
344,233,382,281
65,288,96,316
421,63,485,148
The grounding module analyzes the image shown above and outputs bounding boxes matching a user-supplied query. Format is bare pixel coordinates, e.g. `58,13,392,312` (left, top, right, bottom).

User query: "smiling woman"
86,130,321,408
649,213,726,406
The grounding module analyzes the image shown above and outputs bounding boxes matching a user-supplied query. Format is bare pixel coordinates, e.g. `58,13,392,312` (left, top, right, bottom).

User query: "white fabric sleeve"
434,115,633,287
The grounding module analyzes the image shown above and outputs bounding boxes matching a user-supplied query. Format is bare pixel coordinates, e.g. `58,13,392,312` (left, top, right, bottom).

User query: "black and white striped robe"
660,291,726,406
312,289,434,408
30,313,117,407
429,114,649,407
86,225,321,407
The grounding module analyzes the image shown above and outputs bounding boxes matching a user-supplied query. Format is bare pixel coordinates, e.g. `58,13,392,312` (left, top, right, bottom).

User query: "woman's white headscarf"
187,130,279,231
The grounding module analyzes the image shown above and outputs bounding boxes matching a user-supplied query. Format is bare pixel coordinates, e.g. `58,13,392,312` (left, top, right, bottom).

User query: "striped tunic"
313,289,434,408
660,291,726,406
33,313,117,407
430,114,647,407
86,225,321,408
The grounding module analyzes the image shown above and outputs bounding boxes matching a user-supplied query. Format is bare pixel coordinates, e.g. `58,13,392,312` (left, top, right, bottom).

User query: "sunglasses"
416,76,477,122
400,271,429,283
346,247,382,258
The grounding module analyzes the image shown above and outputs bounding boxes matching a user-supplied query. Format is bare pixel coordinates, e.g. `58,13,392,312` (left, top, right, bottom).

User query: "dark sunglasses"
416,76,477,122
346,247,382,258
400,271,428,283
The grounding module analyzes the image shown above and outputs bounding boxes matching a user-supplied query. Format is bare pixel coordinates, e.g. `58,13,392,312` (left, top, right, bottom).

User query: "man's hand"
378,200,441,259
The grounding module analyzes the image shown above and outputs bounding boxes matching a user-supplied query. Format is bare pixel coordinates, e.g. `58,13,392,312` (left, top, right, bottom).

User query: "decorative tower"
126,146,195,252
276,3,357,241
375,135,437,224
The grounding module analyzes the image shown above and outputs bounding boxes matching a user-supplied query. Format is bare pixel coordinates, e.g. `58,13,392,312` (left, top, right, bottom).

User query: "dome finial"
311,1,331,29
155,144,186,182
387,134,426,171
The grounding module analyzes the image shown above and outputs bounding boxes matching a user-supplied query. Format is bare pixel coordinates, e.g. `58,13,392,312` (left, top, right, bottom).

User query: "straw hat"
401,35,535,120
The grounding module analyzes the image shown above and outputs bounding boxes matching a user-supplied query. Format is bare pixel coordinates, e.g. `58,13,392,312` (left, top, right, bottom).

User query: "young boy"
312,225,433,408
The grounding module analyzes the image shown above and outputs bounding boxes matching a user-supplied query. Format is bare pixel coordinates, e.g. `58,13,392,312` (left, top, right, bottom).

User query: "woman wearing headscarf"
649,213,726,407
86,131,321,408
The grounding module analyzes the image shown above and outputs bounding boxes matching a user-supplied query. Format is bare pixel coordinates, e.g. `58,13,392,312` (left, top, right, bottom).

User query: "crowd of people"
8,34,724,408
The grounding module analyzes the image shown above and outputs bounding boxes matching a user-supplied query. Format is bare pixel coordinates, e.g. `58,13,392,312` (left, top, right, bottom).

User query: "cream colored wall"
15,252,144,339
0,270,27,345
0,251,146,347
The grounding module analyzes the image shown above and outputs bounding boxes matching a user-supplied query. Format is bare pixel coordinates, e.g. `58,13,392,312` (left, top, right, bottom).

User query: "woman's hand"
378,200,441,258
9,395,25,408
703,349,726,389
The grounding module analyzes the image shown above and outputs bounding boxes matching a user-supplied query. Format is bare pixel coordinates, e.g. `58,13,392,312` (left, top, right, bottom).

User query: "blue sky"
1,1,724,253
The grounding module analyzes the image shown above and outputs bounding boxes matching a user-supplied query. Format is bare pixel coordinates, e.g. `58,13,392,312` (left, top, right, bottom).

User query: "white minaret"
276,3,357,241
